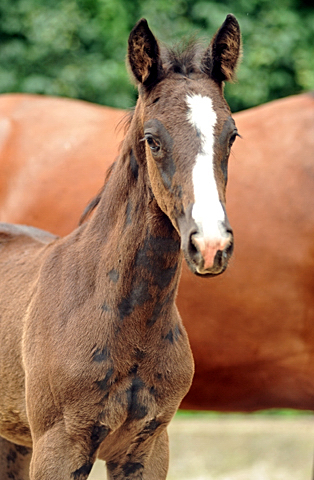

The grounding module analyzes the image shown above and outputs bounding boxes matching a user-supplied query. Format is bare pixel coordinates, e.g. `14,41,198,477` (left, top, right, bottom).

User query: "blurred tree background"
0,0,313,112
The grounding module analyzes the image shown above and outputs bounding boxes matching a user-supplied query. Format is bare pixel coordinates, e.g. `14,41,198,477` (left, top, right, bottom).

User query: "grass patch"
175,409,314,419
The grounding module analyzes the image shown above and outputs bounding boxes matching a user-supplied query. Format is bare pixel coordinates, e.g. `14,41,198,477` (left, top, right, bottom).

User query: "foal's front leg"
0,436,32,480
105,429,169,480
29,423,97,480
142,429,169,480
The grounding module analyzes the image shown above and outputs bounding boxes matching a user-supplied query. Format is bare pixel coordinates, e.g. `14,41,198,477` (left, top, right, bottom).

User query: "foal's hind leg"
0,436,32,479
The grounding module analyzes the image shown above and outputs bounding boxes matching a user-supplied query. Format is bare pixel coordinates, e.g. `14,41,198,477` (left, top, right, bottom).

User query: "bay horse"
0,94,125,236
0,16,241,479
1,90,314,414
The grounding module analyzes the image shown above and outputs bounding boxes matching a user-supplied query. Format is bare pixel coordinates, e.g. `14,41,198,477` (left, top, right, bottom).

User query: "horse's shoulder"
0,223,58,245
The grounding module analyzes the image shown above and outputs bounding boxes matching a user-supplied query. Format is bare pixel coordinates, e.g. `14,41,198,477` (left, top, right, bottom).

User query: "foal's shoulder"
0,223,58,245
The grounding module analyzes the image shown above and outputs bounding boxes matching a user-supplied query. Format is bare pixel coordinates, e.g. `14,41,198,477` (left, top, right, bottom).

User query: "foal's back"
0,223,56,282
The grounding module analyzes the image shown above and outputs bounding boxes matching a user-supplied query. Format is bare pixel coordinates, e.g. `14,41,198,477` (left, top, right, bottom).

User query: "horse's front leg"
105,429,169,480
142,429,169,480
0,436,32,480
29,423,97,480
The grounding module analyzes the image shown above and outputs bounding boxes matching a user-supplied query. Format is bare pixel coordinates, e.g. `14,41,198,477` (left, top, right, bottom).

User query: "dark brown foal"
0,16,241,479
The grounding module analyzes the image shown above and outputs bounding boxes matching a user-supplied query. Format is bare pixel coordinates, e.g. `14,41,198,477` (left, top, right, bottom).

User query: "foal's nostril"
189,232,198,252
188,232,203,264
220,222,233,238
189,239,198,255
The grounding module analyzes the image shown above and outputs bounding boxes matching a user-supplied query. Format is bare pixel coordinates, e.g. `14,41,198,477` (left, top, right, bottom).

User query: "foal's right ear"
201,14,241,84
128,19,163,88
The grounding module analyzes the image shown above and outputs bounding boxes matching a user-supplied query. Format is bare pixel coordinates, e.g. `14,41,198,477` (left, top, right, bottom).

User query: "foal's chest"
90,338,194,461
91,330,194,424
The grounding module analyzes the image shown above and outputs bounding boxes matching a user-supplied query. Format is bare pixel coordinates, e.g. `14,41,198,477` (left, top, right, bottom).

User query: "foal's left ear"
201,14,241,84
128,19,163,88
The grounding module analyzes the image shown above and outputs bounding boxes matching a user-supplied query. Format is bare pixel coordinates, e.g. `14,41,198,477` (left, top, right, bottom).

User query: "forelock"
161,40,205,76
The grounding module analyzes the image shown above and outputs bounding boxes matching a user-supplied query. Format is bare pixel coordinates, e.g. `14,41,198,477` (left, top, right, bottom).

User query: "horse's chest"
90,341,194,459
94,370,179,461
97,353,191,428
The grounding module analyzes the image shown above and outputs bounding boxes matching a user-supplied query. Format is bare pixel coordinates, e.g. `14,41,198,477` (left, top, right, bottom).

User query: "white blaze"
186,94,226,240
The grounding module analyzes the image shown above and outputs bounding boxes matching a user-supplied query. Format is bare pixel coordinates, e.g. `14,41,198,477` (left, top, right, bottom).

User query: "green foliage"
0,0,313,111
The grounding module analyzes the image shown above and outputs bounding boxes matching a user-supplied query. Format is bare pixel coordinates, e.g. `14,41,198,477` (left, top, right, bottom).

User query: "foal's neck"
78,124,182,335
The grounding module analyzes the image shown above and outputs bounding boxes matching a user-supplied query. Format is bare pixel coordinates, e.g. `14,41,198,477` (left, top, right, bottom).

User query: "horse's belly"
0,314,31,447
0,409,32,447
0,316,31,446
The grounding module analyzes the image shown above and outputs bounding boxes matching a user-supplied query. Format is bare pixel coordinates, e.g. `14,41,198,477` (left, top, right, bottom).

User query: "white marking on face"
186,94,227,243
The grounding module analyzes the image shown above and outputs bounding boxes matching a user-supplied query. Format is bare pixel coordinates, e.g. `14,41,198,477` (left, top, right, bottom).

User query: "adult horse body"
0,94,125,235
0,17,240,479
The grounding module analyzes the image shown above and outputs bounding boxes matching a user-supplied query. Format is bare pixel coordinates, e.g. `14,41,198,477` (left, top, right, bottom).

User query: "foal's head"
128,16,241,276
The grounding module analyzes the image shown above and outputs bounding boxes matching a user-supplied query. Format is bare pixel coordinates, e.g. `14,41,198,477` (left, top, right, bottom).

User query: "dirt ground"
88,414,314,480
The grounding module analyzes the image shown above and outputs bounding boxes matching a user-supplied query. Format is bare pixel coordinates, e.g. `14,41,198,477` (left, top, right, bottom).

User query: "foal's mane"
79,40,205,226
79,109,133,225
79,162,114,226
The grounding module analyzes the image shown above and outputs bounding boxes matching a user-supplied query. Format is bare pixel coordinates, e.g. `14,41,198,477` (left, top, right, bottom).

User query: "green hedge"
0,0,313,111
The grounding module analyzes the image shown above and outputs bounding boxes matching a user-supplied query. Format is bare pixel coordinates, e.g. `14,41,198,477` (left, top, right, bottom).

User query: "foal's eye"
229,131,240,148
145,134,161,153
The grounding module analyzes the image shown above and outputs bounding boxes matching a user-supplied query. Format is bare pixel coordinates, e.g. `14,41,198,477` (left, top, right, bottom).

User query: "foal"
0,16,241,479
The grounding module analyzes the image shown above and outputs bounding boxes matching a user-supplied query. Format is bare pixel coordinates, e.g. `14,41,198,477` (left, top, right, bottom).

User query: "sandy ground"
88,414,314,480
